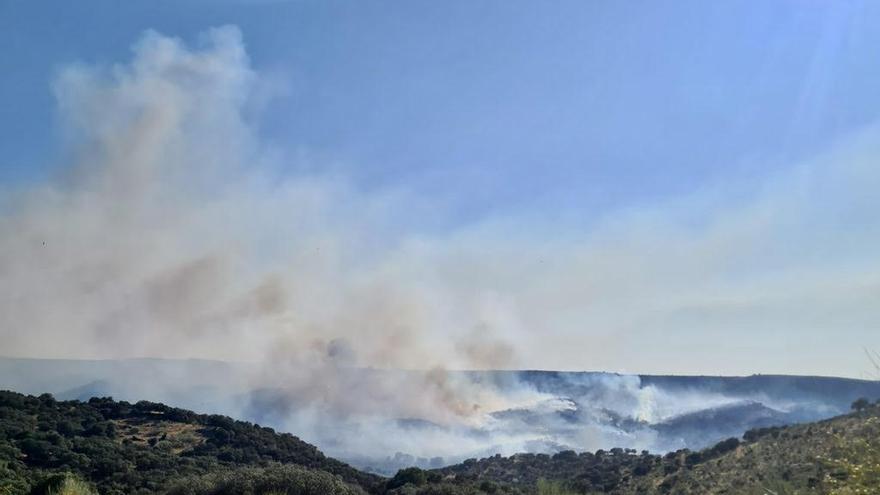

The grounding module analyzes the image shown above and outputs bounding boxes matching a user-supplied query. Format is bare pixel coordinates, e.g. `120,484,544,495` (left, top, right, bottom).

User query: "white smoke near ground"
0,26,566,465
3,26,880,470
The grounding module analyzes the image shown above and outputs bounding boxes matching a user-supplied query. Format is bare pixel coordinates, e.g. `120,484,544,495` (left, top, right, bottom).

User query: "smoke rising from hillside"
3,26,880,468
1,28,507,370
5,26,880,377
0,27,547,439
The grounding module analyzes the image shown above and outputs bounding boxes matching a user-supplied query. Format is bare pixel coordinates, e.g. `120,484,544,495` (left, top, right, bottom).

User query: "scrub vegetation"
1,390,879,494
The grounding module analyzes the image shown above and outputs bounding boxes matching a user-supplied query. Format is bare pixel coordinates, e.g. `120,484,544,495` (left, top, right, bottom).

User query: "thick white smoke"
6,25,880,377
0,27,519,373
0,27,553,460
3,26,880,470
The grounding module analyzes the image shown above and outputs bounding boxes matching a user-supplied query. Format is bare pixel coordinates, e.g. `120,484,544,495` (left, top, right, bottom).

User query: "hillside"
622,402,880,494
0,390,380,495
6,357,880,475
2,389,879,495
387,400,880,494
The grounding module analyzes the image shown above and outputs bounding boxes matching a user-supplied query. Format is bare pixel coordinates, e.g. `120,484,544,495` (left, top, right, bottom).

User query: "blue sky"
4,0,879,222
2,1,880,377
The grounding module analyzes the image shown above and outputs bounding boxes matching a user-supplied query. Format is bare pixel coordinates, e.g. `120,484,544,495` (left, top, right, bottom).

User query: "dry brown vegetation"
110,419,205,454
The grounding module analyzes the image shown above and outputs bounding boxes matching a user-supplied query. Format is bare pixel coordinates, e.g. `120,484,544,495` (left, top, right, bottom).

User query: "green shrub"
165,463,363,495
387,467,429,490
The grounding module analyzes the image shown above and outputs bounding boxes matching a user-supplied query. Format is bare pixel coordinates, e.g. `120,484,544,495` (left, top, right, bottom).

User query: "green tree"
387,467,428,490
851,398,870,412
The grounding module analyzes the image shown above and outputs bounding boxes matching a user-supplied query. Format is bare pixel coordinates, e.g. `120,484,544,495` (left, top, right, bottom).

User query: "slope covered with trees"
399,398,880,494
0,390,379,495
2,390,879,495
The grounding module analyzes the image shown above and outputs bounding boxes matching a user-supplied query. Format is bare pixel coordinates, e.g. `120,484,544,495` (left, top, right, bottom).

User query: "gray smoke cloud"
3,26,880,470
0,27,514,371
0,27,556,459
6,26,880,376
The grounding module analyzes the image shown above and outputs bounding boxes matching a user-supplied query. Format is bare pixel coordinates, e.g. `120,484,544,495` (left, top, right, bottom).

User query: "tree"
387,467,428,490
851,397,870,412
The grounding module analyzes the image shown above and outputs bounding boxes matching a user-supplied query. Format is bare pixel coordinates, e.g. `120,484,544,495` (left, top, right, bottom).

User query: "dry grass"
622,407,880,494
43,476,97,495
535,479,581,495
111,418,206,454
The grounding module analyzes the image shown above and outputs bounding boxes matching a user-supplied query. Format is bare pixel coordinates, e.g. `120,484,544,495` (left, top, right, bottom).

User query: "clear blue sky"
4,0,879,222
2,1,880,376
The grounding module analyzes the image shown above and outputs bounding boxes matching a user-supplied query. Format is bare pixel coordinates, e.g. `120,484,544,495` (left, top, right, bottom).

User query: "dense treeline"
0,390,378,495
2,390,878,494
165,464,365,495
383,442,741,494
0,389,721,495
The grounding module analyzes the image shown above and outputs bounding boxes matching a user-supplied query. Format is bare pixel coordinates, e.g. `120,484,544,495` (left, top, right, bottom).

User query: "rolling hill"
4,357,880,475
0,390,379,495
2,389,880,494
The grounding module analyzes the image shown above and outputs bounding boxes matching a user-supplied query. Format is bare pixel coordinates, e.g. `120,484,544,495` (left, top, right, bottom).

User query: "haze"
2,0,880,380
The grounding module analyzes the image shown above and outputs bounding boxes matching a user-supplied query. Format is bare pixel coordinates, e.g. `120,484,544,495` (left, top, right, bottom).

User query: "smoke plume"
3,26,880,469
0,27,552,460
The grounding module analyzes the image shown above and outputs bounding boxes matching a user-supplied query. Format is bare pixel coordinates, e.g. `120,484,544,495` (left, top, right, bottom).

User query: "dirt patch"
112,418,206,454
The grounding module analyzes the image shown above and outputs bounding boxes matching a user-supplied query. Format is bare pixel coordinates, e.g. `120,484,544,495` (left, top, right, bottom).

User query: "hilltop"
0,390,380,495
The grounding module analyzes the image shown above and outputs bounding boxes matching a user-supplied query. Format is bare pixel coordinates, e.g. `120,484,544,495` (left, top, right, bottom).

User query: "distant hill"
653,399,790,447
0,357,248,417
638,373,880,408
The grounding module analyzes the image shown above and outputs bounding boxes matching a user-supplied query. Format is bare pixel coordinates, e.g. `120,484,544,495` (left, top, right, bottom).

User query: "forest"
2,390,879,494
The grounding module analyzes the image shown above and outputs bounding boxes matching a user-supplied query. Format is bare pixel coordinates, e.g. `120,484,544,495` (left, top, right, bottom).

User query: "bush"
387,467,428,490
851,398,870,412
165,464,363,495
